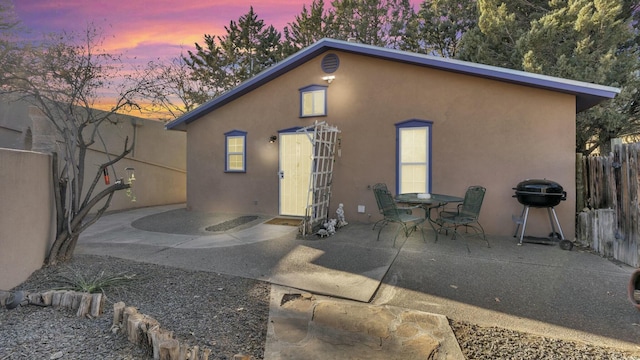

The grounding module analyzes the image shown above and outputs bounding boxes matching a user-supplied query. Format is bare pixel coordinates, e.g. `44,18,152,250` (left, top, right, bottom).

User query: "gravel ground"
1,254,640,360
0,255,269,360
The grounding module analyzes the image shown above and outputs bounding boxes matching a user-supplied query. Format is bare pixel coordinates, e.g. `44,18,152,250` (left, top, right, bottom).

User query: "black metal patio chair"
371,183,418,231
437,185,489,252
372,183,426,247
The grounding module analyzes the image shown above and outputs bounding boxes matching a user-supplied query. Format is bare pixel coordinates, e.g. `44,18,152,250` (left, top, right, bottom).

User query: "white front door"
279,133,312,216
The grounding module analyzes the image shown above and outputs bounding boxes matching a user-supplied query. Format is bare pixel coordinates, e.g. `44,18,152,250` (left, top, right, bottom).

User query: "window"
224,130,246,172
300,85,327,117
396,120,432,194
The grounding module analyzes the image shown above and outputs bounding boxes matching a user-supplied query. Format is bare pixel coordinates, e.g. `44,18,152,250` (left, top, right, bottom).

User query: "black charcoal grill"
512,179,573,250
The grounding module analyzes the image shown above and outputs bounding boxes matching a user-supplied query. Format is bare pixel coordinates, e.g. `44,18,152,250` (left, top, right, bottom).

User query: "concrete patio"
75,204,640,357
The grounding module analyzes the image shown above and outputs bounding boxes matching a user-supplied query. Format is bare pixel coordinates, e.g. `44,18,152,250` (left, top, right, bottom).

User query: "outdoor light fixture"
125,167,136,184
322,75,335,84
269,135,278,143
124,167,137,202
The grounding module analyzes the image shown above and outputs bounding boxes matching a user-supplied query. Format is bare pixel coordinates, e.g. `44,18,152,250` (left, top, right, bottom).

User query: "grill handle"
513,190,566,200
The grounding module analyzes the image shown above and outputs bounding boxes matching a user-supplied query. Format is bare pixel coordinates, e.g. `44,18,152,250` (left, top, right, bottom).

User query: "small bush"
54,268,137,294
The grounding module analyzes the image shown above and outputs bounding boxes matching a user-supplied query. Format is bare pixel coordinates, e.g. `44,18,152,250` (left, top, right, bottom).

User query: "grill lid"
514,179,564,194
513,179,566,207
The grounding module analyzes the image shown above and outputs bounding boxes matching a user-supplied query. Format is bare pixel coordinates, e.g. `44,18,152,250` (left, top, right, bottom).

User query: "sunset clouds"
13,0,313,61
11,0,420,117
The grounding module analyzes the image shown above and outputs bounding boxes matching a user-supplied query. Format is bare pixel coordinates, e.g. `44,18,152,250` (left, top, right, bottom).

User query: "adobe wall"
0,149,54,289
0,98,187,211
0,99,187,289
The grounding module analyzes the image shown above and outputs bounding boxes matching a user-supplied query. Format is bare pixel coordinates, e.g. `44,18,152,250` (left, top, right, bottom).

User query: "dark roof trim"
166,38,620,131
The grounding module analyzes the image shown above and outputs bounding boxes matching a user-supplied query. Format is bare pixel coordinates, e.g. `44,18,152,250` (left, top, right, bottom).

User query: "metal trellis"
297,121,341,235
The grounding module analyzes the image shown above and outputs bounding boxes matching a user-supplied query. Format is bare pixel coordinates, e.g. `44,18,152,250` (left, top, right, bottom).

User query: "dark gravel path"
2,254,640,359
0,255,269,360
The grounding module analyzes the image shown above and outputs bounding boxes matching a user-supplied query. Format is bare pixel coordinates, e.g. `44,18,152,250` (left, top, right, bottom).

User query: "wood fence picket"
578,143,640,267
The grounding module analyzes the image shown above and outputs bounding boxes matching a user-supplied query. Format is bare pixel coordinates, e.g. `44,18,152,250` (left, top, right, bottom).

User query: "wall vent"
321,54,340,74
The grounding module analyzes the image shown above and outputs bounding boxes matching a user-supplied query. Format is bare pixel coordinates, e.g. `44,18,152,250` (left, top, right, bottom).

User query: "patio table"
395,193,463,239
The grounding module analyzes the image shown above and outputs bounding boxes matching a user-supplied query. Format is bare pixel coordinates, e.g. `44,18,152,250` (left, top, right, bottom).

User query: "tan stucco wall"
0,149,54,289
0,98,187,212
82,116,187,211
0,99,186,288
186,51,577,239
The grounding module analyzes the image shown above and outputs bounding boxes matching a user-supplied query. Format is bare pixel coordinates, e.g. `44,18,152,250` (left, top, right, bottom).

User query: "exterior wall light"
125,167,136,184
322,75,335,84
125,167,136,202
269,135,278,143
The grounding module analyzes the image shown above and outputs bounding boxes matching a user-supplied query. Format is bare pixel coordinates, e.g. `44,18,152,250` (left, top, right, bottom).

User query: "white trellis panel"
297,121,341,235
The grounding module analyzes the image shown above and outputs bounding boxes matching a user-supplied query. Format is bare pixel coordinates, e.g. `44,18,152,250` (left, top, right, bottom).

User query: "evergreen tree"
385,0,418,50
518,0,639,154
458,0,535,67
415,0,478,57
283,0,334,54
184,7,284,104
459,0,639,154
328,0,417,48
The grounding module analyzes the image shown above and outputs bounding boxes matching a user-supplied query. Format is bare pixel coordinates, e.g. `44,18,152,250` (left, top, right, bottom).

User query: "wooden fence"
577,143,640,267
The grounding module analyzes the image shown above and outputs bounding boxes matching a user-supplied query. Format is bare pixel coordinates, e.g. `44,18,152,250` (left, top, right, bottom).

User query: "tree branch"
81,136,132,210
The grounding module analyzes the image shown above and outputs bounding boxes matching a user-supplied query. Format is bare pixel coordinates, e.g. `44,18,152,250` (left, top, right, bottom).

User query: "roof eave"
165,38,621,130
165,40,335,131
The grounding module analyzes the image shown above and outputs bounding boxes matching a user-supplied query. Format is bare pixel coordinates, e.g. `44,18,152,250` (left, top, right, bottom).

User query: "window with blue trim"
396,120,432,194
224,130,246,172
299,85,327,117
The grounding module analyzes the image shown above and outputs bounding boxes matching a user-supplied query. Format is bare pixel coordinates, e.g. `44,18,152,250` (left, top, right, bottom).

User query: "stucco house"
166,38,619,239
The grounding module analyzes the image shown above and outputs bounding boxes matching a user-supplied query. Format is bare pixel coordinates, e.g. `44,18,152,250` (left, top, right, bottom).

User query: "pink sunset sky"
11,0,420,116
13,0,317,61
13,0,421,62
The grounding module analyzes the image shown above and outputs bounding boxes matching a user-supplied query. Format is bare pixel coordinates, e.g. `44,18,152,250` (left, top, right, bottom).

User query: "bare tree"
0,24,155,265
137,56,201,122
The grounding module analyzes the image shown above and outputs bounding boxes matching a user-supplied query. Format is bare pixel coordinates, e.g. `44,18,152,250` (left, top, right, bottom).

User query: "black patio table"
395,193,463,239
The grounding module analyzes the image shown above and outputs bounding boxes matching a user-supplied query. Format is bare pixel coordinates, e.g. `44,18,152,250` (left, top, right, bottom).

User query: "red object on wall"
103,168,110,185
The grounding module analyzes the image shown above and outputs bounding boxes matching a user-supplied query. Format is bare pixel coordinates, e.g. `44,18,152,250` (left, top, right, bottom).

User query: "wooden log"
51,290,64,307
62,291,73,309
76,293,92,317
147,325,160,359
576,153,585,212
189,346,199,360
27,292,42,306
177,343,188,360
127,313,145,344
0,290,11,307
41,291,54,306
159,339,180,360
72,292,83,310
123,306,138,330
129,314,160,348
141,316,160,349
149,326,173,360
200,348,211,360
90,293,104,317
113,302,126,327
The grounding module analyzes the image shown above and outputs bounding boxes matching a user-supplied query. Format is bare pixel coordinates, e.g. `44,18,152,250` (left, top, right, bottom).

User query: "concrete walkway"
76,205,640,357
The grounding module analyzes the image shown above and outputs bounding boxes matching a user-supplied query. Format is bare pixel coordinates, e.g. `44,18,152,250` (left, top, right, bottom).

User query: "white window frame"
224,130,246,173
299,85,327,117
396,120,433,194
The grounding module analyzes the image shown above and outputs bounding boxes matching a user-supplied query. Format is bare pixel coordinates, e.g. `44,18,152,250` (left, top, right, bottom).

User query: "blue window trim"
395,119,433,195
299,84,328,118
224,129,247,173
278,126,303,134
